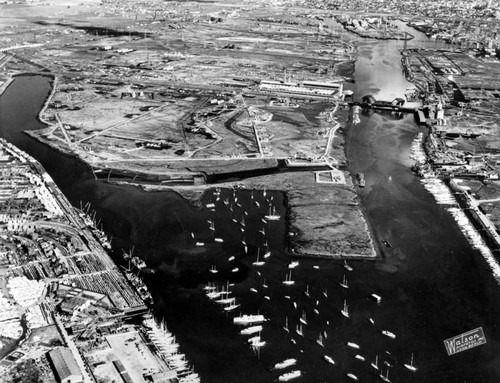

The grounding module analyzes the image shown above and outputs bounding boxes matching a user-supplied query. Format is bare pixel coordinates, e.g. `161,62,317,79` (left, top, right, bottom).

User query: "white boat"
190,232,195,238
323,355,335,365
346,373,358,381
253,249,265,266
263,250,271,258
231,268,239,273
208,220,215,231
295,323,303,337
381,330,396,339
288,261,299,269
241,325,263,335
354,354,365,361
404,353,418,372
346,342,360,349
379,367,391,382
215,296,235,305
371,293,382,303
228,256,235,261
316,333,324,347
250,288,258,293
264,205,280,220
264,295,270,300
313,308,319,315
206,203,215,208
209,265,218,274
341,299,349,318
240,217,246,227
233,314,267,325
248,335,261,344
313,265,320,269
259,227,266,235
274,358,297,370
322,287,328,299
224,303,240,312
282,271,295,285
299,311,307,325
304,284,310,297
371,355,379,370
339,274,348,289
214,237,223,243
255,201,260,208
368,318,375,325
262,279,268,288
278,370,301,382
343,260,353,271
196,242,205,246
283,316,289,332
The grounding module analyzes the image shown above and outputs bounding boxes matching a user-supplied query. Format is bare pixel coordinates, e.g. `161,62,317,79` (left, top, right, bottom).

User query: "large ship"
233,314,267,325
274,358,297,370
278,370,301,381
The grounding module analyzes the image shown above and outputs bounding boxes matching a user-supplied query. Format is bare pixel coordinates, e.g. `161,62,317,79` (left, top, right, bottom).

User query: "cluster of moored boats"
143,316,200,383
409,132,426,164
198,188,420,381
421,178,457,205
447,207,500,283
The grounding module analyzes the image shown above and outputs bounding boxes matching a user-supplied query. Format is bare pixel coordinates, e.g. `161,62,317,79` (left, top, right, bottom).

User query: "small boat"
264,205,280,221
282,271,295,286
368,318,375,325
190,232,195,238
196,242,205,246
274,358,297,370
233,314,267,325
295,323,303,337
371,293,382,304
339,274,348,289
316,333,324,347
250,288,258,293
208,220,215,231
214,237,223,243
264,295,270,300
322,287,328,299
262,279,268,288
206,203,215,208
288,261,299,269
371,355,379,370
313,265,320,269
253,249,265,266
209,265,218,274
404,353,418,372
231,267,239,272
278,370,301,382
304,284,310,297
263,250,271,258
341,299,349,318
263,188,267,197
224,303,240,312
293,302,297,310
381,330,396,339
259,227,266,235
244,245,248,253
382,240,392,248
254,201,260,208
240,217,246,227
216,296,235,305
232,218,238,223
240,325,263,335
228,256,235,261
354,354,365,361
346,373,358,381
346,342,360,349
261,218,267,224
313,308,319,315
379,367,391,382
324,355,335,365
300,311,307,326
290,338,296,344
283,317,289,332
344,260,353,271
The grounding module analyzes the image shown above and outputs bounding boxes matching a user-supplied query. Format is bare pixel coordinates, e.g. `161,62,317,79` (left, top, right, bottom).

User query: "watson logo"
444,327,486,356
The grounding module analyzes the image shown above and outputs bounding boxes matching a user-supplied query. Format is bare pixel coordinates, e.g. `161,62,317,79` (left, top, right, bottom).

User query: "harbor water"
1,23,500,382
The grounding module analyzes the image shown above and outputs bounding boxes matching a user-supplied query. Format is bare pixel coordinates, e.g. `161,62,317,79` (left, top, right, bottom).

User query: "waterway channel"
0,22,499,383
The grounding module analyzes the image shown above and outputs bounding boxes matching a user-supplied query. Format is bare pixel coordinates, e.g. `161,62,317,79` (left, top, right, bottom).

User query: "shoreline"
18,71,377,260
